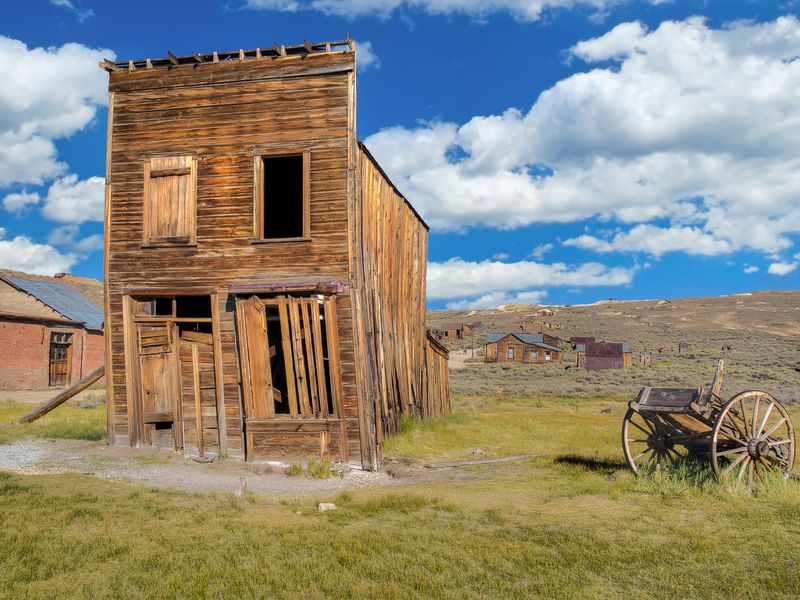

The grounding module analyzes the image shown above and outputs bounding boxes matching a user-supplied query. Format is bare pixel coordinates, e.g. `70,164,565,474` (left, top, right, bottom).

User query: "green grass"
1,393,799,599
0,398,106,445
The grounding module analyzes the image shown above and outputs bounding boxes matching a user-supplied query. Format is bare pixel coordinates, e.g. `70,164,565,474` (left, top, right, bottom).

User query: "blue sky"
1,0,798,309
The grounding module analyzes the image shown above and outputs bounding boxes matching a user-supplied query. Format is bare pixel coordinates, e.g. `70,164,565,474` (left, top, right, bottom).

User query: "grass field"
1,394,799,599
0,396,106,445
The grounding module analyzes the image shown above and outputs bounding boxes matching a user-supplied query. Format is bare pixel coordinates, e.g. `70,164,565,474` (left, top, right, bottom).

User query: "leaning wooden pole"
16,366,105,424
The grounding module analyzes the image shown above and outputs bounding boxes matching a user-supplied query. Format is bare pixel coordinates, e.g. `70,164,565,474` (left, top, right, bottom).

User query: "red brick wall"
0,319,105,390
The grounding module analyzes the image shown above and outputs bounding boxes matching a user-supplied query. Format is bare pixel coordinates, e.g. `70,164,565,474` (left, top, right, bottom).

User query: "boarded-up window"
235,294,342,420
143,155,197,245
254,151,310,240
530,351,538,361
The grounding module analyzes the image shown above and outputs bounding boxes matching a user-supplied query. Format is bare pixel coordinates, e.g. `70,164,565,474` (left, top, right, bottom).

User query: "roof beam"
99,58,118,72
167,51,179,66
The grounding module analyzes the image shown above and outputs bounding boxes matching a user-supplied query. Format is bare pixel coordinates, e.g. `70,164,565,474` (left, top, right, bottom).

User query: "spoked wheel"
622,408,690,474
711,391,796,491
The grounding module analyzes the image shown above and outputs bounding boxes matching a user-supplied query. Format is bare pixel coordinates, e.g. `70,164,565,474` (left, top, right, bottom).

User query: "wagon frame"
622,361,796,491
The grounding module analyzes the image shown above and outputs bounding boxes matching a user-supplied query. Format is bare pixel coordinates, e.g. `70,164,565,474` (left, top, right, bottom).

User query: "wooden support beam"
256,47,262,59
303,39,313,53
277,296,299,417
273,42,286,57
16,366,105,424
99,59,118,72
167,51,179,65
128,60,136,72
194,54,204,63
146,58,153,69
212,51,219,63
239,49,245,60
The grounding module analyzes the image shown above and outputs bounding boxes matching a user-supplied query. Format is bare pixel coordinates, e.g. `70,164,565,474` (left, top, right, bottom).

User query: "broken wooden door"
178,330,219,457
138,322,180,448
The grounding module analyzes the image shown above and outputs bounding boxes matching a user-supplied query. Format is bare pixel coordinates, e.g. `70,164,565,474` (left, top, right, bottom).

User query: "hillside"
428,290,800,404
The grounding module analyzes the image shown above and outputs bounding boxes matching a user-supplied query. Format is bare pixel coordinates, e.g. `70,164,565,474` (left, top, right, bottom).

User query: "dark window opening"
154,421,173,430
176,296,211,319
262,155,304,239
178,322,212,335
154,297,173,316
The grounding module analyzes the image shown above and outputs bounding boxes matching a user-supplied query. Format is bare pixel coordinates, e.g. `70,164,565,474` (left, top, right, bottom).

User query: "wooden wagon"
622,361,796,490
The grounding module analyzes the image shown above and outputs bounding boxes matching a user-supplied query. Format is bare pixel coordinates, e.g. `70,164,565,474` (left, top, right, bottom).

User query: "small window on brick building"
254,152,309,240
143,155,197,245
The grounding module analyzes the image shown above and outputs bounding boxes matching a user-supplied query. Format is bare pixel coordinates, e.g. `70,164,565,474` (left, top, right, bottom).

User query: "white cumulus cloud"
743,265,759,274
363,16,800,260
0,36,113,187
427,257,636,308
0,229,77,275
356,40,380,72
42,175,105,224
564,225,733,257
767,261,797,276
2,191,40,214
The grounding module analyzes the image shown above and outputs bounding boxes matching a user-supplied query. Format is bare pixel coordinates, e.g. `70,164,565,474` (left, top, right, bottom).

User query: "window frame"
142,154,198,247
252,148,311,243
507,346,515,360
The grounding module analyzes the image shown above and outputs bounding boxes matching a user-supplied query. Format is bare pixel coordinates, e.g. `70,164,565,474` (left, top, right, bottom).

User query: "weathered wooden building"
101,39,449,470
518,323,562,346
484,333,563,364
578,342,632,370
431,322,473,340
0,274,104,390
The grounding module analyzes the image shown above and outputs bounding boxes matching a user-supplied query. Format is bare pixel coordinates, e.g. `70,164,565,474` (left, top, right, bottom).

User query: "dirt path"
0,438,399,495
0,438,473,496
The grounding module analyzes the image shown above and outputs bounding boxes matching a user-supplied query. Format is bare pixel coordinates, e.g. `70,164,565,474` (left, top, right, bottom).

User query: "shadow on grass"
554,454,628,473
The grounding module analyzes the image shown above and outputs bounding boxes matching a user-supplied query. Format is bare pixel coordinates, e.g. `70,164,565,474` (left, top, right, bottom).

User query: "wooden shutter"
143,155,197,244
235,296,275,418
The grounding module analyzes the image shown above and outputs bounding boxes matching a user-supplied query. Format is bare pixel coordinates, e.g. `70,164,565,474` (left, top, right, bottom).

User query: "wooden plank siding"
484,336,564,365
104,46,447,469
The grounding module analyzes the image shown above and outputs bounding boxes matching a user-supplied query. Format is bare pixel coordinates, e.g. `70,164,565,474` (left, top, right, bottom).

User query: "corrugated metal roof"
485,332,561,353
1,275,103,331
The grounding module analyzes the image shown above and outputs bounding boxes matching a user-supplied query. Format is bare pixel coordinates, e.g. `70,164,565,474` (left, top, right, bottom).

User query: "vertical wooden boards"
143,155,197,244
235,296,274,418
324,295,348,464
310,299,329,418
103,91,115,445
289,297,311,416
350,145,449,468
122,296,143,446
179,331,219,456
210,293,227,454
300,299,320,416
277,296,299,417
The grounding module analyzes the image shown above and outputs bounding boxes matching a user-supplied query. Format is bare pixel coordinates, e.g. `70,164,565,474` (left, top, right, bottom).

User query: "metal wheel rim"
711,391,795,491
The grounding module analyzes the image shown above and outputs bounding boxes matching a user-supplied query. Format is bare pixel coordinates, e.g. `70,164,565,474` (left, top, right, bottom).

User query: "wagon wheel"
622,408,690,474
711,391,795,491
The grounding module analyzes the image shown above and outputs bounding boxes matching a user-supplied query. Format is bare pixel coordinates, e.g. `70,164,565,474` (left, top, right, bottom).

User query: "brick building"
0,274,104,390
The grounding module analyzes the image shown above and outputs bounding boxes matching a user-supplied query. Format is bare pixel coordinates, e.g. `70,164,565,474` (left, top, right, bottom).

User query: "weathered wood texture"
104,46,447,468
484,338,563,365
349,145,450,468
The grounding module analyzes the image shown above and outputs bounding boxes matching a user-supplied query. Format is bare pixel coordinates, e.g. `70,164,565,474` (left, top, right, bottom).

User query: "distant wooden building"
0,274,104,390
519,323,562,346
431,322,473,340
484,333,563,364
579,342,633,370
101,39,449,470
